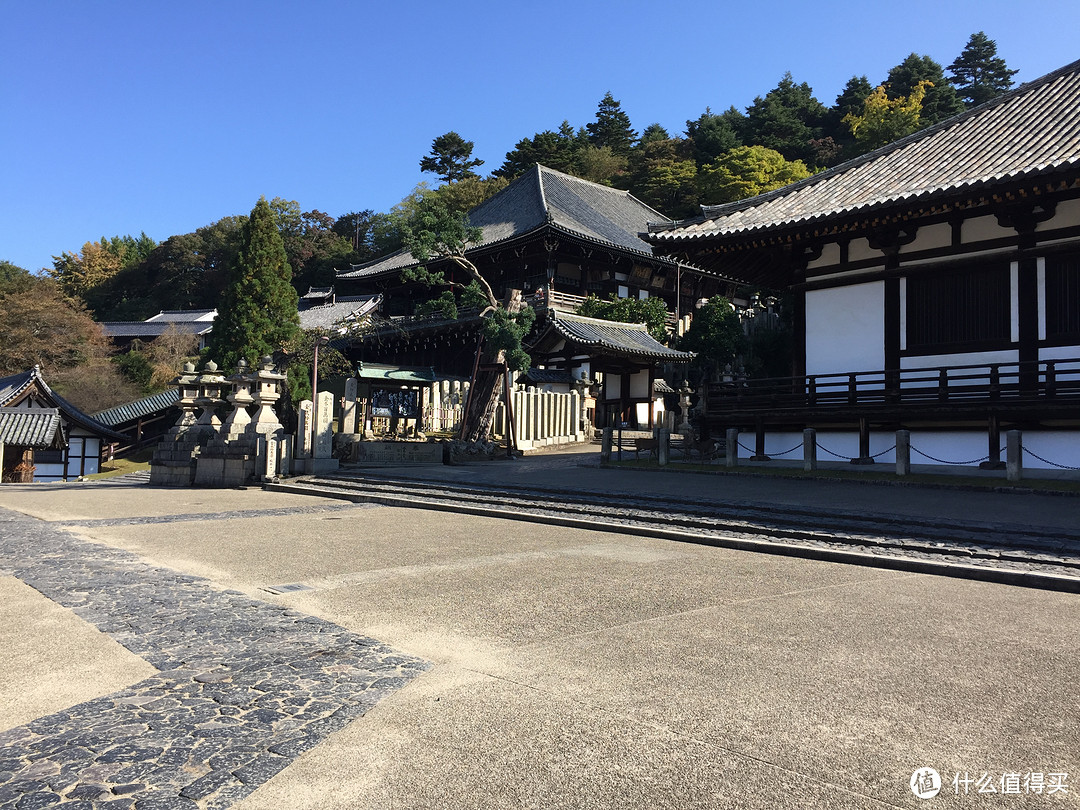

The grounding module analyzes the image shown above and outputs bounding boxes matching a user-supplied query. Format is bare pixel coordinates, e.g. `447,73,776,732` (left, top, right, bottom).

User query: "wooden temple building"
0,367,126,482
337,165,705,427
647,59,1080,468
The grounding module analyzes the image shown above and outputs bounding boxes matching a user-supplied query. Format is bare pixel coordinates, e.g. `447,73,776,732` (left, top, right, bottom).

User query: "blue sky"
3,0,1078,274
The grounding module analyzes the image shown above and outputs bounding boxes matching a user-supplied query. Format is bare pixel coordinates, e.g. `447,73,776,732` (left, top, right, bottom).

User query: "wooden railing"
707,359,1080,414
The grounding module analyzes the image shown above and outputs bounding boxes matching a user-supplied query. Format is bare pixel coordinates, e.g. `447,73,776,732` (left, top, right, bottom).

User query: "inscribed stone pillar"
314,391,334,458
297,401,314,459
895,429,910,476
341,378,358,435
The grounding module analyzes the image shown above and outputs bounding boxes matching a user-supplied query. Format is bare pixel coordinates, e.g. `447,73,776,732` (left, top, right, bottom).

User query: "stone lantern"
249,355,287,437
189,360,227,442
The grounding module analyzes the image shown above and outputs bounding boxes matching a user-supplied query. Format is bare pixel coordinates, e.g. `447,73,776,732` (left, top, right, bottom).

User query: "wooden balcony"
705,359,1080,428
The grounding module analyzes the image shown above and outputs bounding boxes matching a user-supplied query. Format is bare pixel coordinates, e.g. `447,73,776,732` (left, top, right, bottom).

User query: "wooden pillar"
752,418,770,461
852,417,874,465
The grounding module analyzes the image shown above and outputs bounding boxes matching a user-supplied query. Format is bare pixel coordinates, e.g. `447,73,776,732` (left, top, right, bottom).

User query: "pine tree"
210,197,300,371
586,92,638,156
419,132,484,183
948,32,1019,108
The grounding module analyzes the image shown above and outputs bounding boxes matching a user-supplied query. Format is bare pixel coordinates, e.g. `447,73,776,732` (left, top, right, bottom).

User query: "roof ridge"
554,309,649,331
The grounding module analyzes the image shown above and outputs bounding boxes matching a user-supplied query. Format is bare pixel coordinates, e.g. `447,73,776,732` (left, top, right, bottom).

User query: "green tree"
697,145,811,205
627,137,699,218
496,121,584,178
420,131,484,183
209,197,301,371
843,82,930,151
885,54,964,125
428,175,510,217
948,31,1018,108
576,144,627,185
0,261,35,294
744,73,827,166
824,75,874,158
685,106,745,167
678,297,744,368
586,92,638,156
576,294,670,343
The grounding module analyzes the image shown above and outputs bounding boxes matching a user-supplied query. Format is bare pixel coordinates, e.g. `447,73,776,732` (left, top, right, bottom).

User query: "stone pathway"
0,508,427,810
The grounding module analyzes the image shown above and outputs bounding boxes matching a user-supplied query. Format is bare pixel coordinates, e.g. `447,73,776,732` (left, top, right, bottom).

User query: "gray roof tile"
544,312,694,362
339,165,677,281
0,407,65,448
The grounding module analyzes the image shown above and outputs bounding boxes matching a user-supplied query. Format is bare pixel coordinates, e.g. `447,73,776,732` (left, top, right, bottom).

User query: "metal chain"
815,442,857,461
1022,447,1080,470
735,440,804,458
909,445,998,465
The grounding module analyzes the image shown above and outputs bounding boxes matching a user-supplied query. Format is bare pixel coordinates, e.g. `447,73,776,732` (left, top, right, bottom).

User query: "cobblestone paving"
0,508,427,810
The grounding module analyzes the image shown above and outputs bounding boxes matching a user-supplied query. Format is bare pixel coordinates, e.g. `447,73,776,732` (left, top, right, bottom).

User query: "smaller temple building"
0,367,126,481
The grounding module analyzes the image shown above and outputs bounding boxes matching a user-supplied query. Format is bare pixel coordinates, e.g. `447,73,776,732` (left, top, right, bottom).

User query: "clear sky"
3,0,1078,274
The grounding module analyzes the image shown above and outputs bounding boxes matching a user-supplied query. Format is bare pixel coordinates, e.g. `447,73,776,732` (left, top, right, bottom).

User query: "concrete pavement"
0,467,1077,809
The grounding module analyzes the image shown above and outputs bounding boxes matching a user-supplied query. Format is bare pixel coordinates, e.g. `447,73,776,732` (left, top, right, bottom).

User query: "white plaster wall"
1040,346,1080,364
847,238,880,263
902,223,951,254
1038,198,1080,230
806,281,884,375
962,215,1014,243
806,242,841,270
629,371,651,399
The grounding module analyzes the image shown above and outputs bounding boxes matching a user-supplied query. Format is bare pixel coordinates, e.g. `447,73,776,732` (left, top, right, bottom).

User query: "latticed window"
1045,252,1080,340
906,263,1010,352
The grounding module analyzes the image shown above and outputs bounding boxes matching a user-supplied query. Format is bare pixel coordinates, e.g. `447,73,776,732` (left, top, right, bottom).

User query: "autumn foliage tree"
843,81,931,150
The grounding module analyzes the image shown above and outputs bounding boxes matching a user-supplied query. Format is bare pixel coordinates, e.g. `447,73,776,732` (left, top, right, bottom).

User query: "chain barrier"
1022,447,1080,470
815,442,897,461
735,439,803,458
909,445,1001,465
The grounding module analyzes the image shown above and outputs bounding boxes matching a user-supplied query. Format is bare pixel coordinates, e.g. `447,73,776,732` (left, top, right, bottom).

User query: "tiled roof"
298,294,381,331
522,368,576,385
100,321,214,339
145,309,217,323
93,388,180,428
0,367,127,441
649,59,1080,243
301,286,335,300
543,312,694,363
355,363,468,384
339,165,677,281
0,407,65,449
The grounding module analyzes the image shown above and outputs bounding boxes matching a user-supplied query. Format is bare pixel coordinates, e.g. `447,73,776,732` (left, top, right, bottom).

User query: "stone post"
803,428,817,471
341,377,358,435
296,401,314,459
314,391,334,458
658,428,670,467
726,428,739,468
601,426,613,463
895,429,911,476
1007,430,1023,482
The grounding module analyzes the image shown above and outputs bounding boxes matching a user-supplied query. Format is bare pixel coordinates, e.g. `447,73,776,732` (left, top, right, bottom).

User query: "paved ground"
0,456,1078,809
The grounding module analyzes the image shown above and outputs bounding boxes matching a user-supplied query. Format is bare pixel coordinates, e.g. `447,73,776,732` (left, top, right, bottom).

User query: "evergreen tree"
743,73,827,166
685,106,745,167
586,92,638,156
948,32,1019,107
824,75,874,158
495,121,583,178
420,132,484,183
209,197,300,371
885,54,964,125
